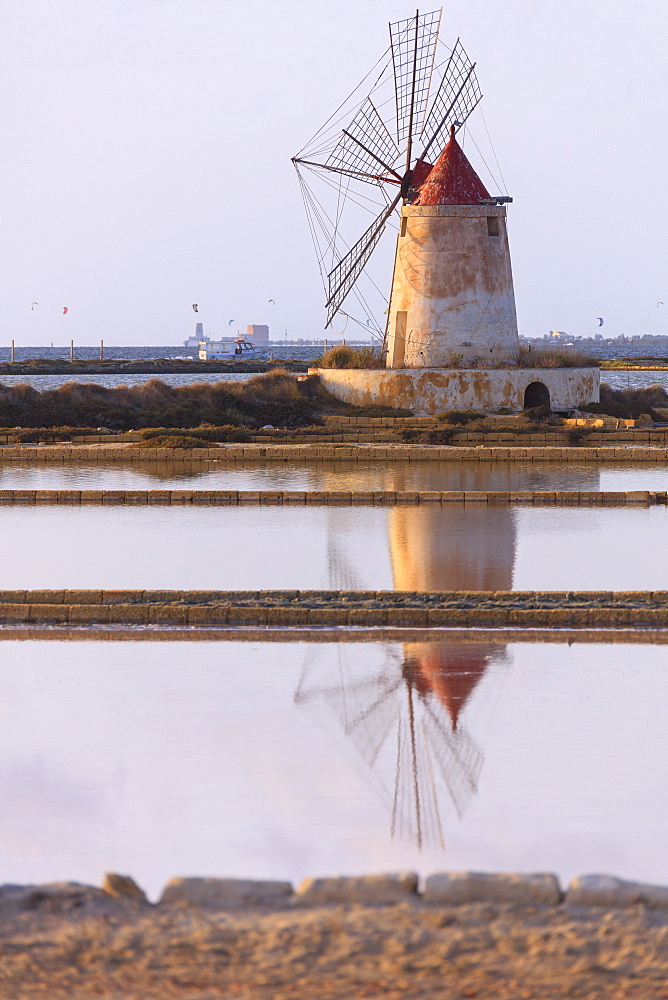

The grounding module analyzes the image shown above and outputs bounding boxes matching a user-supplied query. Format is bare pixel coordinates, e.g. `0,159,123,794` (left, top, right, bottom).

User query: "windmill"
292,9,489,338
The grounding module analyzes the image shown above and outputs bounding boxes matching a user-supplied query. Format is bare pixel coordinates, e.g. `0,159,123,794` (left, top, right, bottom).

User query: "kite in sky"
62,307,69,315
192,304,199,313
596,317,604,326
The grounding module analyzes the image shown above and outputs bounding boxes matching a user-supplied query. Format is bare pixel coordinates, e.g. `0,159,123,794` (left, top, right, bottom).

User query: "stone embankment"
0,487,664,505
2,878,666,1000
4,442,668,462
3,870,667,912
2,589,668,628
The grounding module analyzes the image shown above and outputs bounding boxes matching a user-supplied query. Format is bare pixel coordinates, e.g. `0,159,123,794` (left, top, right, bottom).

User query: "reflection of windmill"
295,640,502,849
292,9,486,334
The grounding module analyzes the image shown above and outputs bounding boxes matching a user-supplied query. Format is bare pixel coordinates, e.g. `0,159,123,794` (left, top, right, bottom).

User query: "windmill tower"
294,10,599,413
386,125,519,369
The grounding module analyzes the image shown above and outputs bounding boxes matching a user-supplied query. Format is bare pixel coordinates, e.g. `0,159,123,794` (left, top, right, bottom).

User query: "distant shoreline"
0,358,310,376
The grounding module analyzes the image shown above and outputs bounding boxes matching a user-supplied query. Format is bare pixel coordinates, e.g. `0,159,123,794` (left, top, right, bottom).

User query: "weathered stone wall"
318,367,600,414
1,589,668,628
386,205,519,368
0,488,661,505
5,871,667,911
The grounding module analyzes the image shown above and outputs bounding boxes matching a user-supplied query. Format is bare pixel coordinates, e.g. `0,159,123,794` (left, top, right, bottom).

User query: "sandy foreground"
0,897,666,1000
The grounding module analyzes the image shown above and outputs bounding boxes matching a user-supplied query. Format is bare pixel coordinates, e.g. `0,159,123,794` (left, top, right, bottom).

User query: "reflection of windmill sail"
294,641,493,850
390,9,441,147
420,39,482,161
391,679,483,847
326,99,402,184
325,193,401,326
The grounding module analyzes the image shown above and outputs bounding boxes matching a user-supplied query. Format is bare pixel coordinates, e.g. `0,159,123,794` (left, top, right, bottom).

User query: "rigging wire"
481,108,509,196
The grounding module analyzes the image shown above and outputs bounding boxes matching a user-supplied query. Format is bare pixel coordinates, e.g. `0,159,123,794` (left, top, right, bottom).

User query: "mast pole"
406,680,422,849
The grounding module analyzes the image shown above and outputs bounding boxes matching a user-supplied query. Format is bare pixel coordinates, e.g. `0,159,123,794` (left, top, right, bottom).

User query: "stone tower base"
315,367,600,416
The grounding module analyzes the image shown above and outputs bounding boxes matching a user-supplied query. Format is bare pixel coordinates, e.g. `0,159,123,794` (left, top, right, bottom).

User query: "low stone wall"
0,488,663,505
2,589,668,628
2,443,668,462
316,367,600,414
4,871,666,912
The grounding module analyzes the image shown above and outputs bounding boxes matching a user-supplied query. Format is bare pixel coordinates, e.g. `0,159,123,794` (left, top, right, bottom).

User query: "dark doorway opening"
523,381,550,409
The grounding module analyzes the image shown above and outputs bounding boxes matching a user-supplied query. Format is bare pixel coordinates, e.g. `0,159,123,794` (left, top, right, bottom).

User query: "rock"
423,872,562,906
566,875,668,909
102,873,148,904
295,873,418,906
159,877,293,910
0,881,112,914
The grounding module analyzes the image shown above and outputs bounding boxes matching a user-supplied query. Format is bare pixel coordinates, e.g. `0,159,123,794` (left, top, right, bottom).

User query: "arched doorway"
523,381,550,409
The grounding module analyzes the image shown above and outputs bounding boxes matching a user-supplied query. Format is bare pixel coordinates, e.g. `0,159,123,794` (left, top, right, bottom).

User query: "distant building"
184,322,210,349
247,324,269,343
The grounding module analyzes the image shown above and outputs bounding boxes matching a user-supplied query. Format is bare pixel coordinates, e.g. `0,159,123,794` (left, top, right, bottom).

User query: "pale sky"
0,0,665,345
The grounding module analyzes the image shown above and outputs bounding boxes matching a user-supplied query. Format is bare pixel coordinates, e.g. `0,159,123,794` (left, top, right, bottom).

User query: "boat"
198,338,266,361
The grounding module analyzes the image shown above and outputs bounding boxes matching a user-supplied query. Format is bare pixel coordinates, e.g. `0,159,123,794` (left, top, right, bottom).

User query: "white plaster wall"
318,367,600,415
386,205,519,370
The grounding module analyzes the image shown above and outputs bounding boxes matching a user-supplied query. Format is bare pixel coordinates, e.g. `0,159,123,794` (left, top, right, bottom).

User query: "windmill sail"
420,39,482,161
294,11,485,331
326,98,402,184
390,9,441,148
325,192,401,327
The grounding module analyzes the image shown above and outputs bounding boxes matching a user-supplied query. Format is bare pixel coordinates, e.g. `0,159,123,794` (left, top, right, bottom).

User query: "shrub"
437,410,485,425
567,427,593,444
346,404,413,417
580,383,668,420
319,345,383,369
517,346,600,368
135,425,250,443
8,426,102,442
134,435,212,449
427,427,458,444
0,370,334,430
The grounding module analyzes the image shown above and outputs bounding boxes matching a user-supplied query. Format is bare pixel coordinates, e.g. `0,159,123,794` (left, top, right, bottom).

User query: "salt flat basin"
2,459,668,492
0,503,667,590
0,638,665,899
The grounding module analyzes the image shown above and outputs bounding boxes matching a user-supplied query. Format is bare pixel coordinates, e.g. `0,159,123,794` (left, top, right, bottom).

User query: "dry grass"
517,346,600,368
582,382,668,419
318,345,384,369
0,370,337,430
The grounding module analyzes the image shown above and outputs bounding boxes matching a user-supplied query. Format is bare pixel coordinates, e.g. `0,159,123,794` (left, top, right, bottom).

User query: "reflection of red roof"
407,642,488,727
414,126,490,206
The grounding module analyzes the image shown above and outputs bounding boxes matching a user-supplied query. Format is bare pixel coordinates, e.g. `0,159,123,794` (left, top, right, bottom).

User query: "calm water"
604,370,668,392
0,638,664,898
0,372,253,390
0,503,667,590
1,460,668,492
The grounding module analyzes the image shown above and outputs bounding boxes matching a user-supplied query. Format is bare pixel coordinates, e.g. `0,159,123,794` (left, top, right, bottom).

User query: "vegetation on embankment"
0,358,309,376
318,345,384,369
601,356,668,369
582,383,668,419
0,370,339,430
515,346,600,368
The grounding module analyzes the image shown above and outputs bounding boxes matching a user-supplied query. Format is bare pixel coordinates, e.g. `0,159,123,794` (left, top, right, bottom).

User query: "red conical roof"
414,126,490,206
